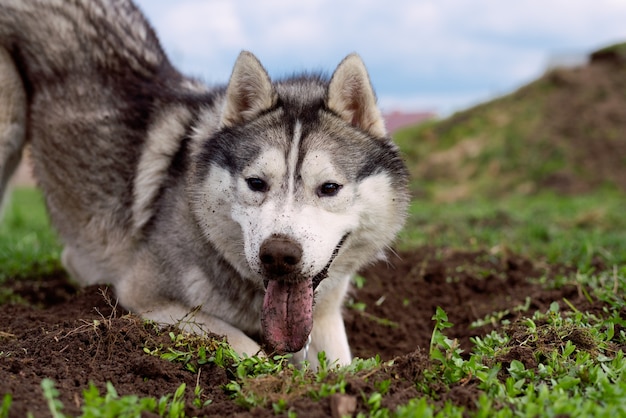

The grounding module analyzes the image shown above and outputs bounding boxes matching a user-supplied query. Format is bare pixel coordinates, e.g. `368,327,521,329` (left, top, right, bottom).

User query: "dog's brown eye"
246,177,268,192
318,182,342,197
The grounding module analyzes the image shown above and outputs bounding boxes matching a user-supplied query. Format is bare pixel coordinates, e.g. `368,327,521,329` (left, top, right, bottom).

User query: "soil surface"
0,246,596,417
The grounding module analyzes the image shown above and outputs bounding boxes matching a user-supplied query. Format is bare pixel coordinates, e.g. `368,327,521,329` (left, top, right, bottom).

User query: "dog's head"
191,52,409,353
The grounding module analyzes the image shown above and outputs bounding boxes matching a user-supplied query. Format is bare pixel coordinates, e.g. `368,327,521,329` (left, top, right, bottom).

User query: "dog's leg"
62,247,86,285
115,256,263,357
140,303,263,358
0,47,27,209
302,276,352,369
62,246,115,286
305,311,352,370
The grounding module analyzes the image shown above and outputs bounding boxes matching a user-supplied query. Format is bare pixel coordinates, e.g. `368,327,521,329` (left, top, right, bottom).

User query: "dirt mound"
398,42,626,200
541,50,626,193
0,247,589,416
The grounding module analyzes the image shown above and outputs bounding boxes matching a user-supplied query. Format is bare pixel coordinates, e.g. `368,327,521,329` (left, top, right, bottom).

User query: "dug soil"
0,246,597,417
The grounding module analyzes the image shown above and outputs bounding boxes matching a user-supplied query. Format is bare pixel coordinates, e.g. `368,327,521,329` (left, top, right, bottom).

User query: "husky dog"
0,0,409,367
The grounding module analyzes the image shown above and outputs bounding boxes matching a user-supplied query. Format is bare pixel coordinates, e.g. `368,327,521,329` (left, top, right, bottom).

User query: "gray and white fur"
0,0,409,368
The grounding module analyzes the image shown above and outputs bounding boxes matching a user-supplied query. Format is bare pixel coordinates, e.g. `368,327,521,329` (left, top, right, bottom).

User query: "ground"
0,246,592,417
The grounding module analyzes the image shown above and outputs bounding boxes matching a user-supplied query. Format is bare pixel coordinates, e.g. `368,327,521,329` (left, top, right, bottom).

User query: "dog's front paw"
227,334,264,358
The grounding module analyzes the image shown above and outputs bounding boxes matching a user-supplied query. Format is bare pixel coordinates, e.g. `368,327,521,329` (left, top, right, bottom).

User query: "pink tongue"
261,279,313,353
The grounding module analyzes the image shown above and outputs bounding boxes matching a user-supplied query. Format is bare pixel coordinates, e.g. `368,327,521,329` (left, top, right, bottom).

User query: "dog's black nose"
260,235,303,278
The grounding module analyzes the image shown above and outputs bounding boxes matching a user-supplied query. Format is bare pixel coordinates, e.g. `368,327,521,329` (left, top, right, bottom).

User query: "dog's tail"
0,46,27,212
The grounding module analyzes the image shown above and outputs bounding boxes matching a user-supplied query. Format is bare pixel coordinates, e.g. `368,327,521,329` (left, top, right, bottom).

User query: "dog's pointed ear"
220,51,276,128
327,54,386,138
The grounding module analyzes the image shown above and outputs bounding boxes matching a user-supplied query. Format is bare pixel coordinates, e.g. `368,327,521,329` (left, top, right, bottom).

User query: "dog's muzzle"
260,233,349,353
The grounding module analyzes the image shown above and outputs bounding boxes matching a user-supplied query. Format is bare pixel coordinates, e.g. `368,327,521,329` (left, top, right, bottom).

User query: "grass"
40,379,189,418
1,186,626,416
405,303,626,417
399,188,626,269
0,187,62,283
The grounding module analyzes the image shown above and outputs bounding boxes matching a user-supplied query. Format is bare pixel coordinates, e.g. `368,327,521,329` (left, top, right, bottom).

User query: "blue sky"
134,0,626,115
